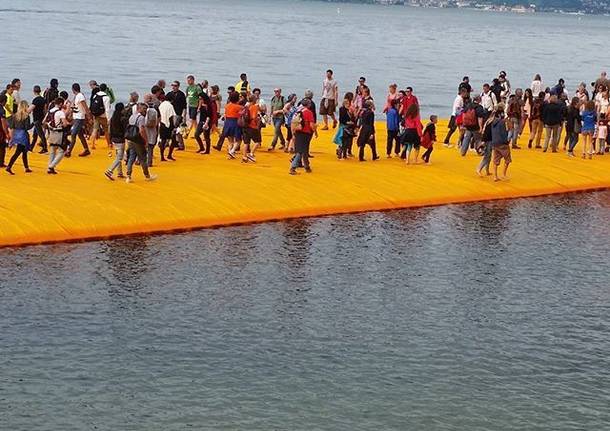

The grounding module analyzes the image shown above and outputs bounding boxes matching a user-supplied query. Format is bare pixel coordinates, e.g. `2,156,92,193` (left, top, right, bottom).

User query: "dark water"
2,192,610,430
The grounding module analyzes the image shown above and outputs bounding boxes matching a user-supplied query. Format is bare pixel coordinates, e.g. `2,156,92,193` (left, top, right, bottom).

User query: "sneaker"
145,174,158,182
25,168,33,173
332,119,338,129
567,151,574,157
78,150,91,157
64,151,71,158
512,145,521,150
241,157,249,163
117,173,125,179
267,147,275,152
246,153,256,163
125,176,133,183
39,148,48,154
289,169,297,175
47,168,57,174
5,167,14,175
104,171,114,181
228,151,236,159
213,145,222,152
305,167,312,173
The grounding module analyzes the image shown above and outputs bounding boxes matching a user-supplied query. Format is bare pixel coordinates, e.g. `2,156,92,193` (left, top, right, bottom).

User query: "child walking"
421,115,438,164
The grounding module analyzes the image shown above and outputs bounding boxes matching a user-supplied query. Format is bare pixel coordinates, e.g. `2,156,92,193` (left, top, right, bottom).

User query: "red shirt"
402,94,419,113
300,107,315,134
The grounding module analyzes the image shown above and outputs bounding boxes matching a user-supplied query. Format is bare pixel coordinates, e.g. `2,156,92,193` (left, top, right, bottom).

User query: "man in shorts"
320,69,338,130
491,104,511,182
185,75,203,138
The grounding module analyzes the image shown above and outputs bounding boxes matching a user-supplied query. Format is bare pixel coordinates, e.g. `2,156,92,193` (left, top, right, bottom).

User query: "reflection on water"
1,192,610,430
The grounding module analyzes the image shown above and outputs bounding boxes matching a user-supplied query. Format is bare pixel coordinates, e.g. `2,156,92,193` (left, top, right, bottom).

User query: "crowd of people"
1,70,608,182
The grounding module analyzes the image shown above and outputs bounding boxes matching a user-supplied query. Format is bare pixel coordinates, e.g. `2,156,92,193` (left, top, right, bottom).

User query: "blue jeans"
568,131,579,152
271,117,285,148
508,118,521,147
478,141,492,173
460,129,480,156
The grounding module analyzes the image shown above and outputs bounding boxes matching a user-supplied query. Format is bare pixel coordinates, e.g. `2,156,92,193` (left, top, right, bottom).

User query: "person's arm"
138,119,148,145
334,84,339,103
79,99,90,118
1,117,10,140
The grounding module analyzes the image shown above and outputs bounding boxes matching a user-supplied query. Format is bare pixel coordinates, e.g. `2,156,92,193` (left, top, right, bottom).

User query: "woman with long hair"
401,103,423,165
522,88,534,135
356,100,378,162
104,102,127,180
565,97,582,157
5,101,33,175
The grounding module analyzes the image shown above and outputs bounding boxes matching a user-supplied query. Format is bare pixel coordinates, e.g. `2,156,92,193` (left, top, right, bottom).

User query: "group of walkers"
1,70,608,182
441,71,610,180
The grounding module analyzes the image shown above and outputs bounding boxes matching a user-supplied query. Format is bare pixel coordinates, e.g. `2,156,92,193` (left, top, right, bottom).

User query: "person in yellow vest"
3,84,15,119
234,73,251,96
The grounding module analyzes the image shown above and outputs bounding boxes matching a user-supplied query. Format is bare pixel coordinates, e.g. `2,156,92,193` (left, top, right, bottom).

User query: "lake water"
2,1,610,429
2,0,608,116
2,192,610,430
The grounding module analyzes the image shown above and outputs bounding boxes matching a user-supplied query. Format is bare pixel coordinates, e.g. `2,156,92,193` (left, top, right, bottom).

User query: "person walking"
289,99,316,175
542,95,564,152
580,101,597,159
194,93,211,154
443,88,466,147
565,97,582,157
528,92,545,149
66,83,91,157
104,103,128,180
125,103,157,183
45,97,69,174
385,99,400,157
357,100,379,162
320,69,338,130
0,94,9,167
268,88,286,151
5,101,33,175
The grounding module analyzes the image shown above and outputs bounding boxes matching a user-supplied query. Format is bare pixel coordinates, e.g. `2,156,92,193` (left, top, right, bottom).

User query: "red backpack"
462,107,477,128
237,105,250,128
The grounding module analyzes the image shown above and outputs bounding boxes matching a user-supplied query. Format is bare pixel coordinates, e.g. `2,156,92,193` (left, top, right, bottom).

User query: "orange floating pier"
1,120,609,248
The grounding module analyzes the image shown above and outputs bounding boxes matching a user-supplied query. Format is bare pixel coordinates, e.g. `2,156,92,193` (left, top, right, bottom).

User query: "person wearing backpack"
459,96,485,156
240,94,262,163
268,88,286,151
0,94,10,167
229,98,250,159
46,97,68,174
143,94,159,167
89,83,112,152
43,79,59,109
124,103,157,183
490,103,511,182
104,103,128,180
289,98,316,175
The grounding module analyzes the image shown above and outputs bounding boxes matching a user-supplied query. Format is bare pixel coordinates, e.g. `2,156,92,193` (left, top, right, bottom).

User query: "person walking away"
125,103,157,183
477,106,503,177
337,95,355,160
241,95,261,163
356,101,379,162
401,104,423,164
104,103,128,180
5,101,33,174
596,113,608,155
289,99,316,175
66,83,90,157
217,91,242,156
45,97,69,174
542,95,564,152
421,115,438,164
158,95,176,162
269,88,286,151
460,95,485,156
194,93,211,154
320,69,338,130
0,94,8,167
506,92,523,149
30,85,48,153
579,101,596,159
386,99,400,157
444,89,466,147
490,105,511,181
528,92,545,148
565,97,581,157
89,83,112,153
143,94,159,167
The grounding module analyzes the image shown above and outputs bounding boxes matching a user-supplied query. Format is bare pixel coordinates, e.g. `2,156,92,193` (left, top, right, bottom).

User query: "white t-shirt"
451,95,464,116
595,93,609,114
322,78,337,100
54,108,66,126
73,92,86,120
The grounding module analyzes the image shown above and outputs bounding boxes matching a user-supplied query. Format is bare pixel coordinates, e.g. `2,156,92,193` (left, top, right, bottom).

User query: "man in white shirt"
320,69,338,130
481,83,498,114
443,88,467,147
89,83,112,152
67,82,91,157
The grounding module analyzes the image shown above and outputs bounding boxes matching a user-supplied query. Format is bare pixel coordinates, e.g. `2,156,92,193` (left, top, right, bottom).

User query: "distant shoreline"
318,0,610,17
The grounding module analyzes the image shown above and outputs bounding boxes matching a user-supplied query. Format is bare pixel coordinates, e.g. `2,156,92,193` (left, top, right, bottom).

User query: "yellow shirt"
234,80,251,95
4,93,14,118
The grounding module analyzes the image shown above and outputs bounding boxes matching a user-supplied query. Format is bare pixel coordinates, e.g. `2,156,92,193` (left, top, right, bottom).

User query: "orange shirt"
225,102,241,119
248,104,259,129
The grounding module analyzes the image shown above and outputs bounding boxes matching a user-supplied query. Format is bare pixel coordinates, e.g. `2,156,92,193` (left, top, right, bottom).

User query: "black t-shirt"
32,96,46,122
198,103,209,124
171,90,187,117
458,82,472,94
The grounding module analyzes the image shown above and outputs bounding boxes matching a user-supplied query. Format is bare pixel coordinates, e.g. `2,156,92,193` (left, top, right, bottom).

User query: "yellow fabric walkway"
1,120,609,247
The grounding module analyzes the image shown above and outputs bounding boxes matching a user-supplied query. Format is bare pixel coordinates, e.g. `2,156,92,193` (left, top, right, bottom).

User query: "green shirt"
186,84,203,108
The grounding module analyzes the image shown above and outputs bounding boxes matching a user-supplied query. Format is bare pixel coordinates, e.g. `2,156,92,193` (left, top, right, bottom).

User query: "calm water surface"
1,0,608,115
2,192,610,430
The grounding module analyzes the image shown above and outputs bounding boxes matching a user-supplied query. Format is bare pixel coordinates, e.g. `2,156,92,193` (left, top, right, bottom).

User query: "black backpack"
124,114,143,144
90,93,105,117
